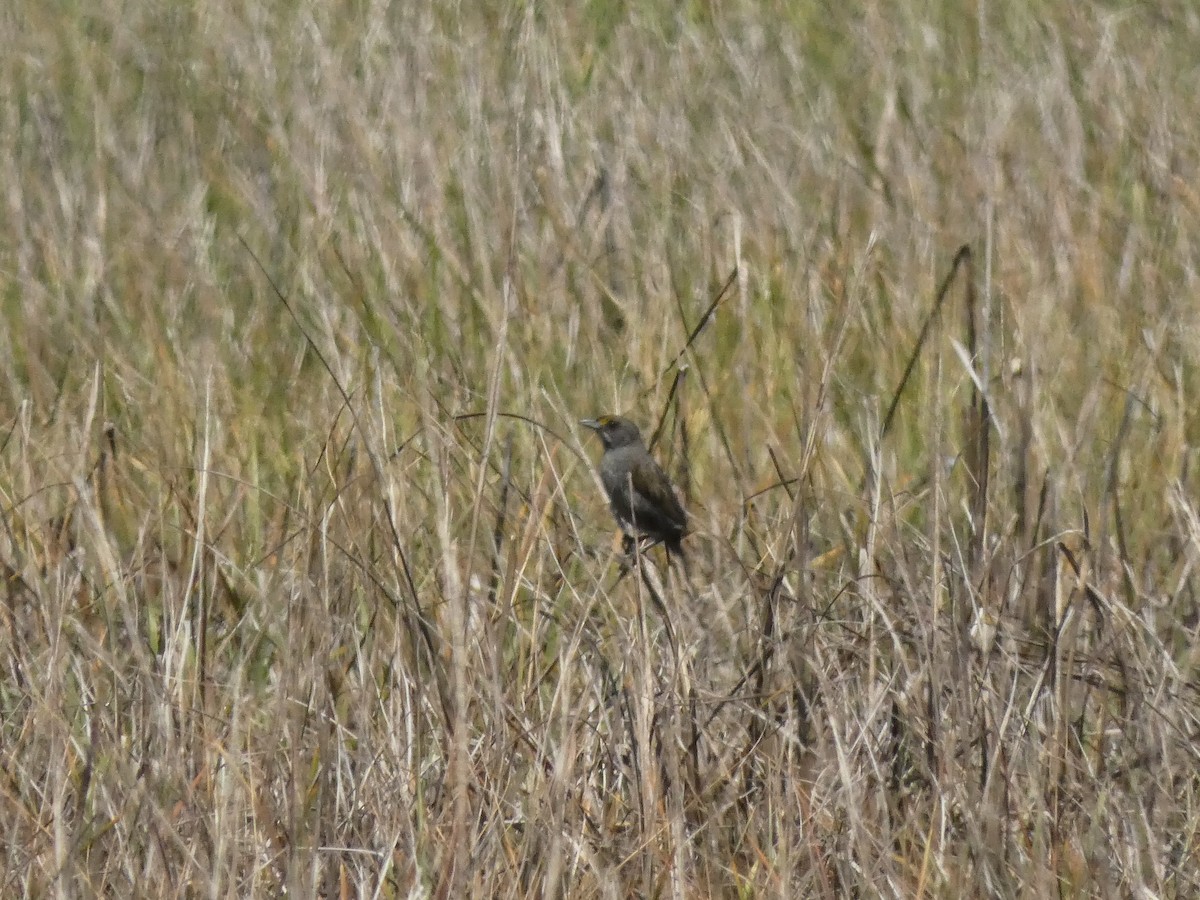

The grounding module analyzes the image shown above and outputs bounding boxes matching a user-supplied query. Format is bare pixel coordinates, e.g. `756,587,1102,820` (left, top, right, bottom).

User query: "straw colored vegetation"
3,1,1200,896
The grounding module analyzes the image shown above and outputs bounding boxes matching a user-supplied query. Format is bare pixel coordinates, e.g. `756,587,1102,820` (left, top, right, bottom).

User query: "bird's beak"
579,418,601,430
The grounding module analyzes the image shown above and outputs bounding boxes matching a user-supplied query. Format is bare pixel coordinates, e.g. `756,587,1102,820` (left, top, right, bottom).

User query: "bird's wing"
629,456,688,534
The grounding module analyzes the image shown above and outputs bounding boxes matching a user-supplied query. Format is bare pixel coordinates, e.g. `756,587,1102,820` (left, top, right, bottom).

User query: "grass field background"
3,1,1200,895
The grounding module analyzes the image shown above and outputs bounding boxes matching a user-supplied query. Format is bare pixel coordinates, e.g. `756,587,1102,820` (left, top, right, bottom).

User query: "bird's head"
580,415,644,451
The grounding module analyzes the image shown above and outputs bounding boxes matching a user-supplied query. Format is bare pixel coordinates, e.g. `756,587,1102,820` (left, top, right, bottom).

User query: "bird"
579,415,688,559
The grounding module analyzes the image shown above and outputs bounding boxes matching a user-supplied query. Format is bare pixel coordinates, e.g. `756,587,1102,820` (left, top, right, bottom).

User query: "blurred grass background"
3,0,1200,895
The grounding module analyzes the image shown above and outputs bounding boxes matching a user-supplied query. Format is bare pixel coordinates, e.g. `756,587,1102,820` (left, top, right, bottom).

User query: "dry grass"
3,1,1200,896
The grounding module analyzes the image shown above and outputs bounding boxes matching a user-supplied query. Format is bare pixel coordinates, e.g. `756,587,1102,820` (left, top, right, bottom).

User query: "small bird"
580,415,689,558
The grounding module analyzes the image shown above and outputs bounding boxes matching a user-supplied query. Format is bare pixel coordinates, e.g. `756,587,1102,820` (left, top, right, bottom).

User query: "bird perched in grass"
580,415,688,559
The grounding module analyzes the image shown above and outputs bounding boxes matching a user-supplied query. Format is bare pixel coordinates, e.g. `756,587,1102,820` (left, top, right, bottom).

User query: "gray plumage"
580,415,688,556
